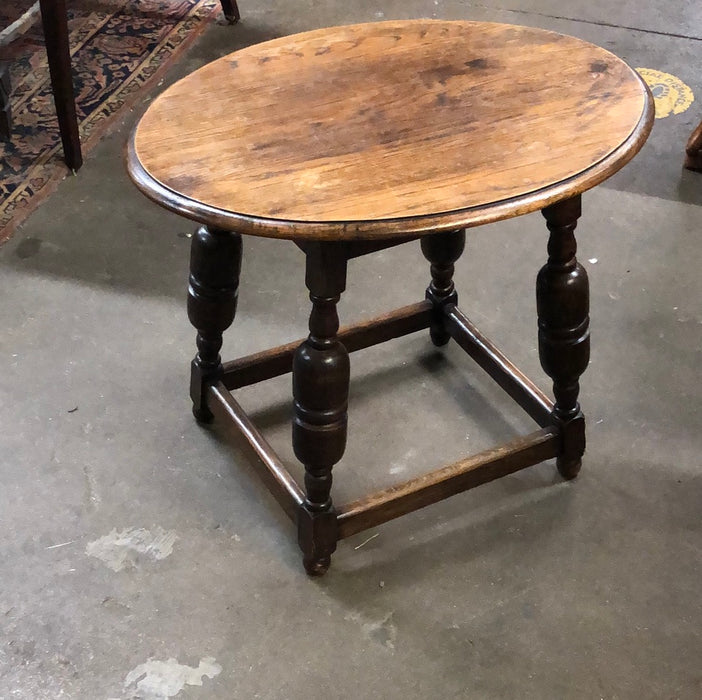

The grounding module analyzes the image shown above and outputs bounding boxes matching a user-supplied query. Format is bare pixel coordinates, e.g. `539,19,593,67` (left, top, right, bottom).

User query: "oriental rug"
0,0,220,242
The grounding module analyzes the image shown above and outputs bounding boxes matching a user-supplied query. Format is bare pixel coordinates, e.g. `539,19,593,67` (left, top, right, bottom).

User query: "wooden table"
127,20,653,575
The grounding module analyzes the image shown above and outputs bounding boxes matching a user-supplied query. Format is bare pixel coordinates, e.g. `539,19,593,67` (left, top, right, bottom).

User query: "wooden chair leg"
685,121,702,172
0,62,11,140
219,0,240,23
538,196,590,480
39,0,82,170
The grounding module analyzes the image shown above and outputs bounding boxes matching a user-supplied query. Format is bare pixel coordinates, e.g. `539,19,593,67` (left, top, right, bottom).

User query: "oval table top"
127,20,653,240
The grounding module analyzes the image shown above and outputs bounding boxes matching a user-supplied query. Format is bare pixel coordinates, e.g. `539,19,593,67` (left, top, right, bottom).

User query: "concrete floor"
1,1,701,698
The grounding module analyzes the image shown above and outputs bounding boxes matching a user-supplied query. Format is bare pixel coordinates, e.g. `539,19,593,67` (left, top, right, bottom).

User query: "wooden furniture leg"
39,0,82,170
36,0,240,169
219,0,241,23
685,121,702,172
538,195,590,479
0,62,11,140
293,244,350,575
421,229,466,346
188,225,242,423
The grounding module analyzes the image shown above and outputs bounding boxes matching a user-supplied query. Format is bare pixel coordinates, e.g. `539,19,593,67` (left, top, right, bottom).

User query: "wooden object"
126,20,654,575
685,121,702,172
421,229,466,346
0,0,82,165
219,0,240,23
209,382,304,520
0,62,10,139
129,20,653,239
292,244,350,574
4,0,241,169
39,0,82,170
337,428,559,538
538,197,589,478
188,225,242,422
221,301,433,390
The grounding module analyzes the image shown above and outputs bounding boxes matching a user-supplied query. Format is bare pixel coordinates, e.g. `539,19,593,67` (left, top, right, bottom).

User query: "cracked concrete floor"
1,1,701,698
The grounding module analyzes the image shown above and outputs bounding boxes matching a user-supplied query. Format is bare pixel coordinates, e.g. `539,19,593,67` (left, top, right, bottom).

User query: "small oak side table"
127,20,653,575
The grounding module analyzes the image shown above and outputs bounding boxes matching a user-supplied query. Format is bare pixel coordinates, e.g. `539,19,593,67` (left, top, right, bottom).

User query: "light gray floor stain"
121,657,222,699
344,610,398,650
85,527,177,572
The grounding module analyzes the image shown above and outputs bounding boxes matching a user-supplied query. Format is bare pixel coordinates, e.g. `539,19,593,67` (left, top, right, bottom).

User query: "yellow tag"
636,68,694,119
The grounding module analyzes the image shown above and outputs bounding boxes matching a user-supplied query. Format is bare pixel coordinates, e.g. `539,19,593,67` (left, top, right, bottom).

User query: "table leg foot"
557,458,581,480
421,229,466,346
303,556,331,577
298,505,337,575
538,196,590,478
192,406,212,424
293,243,349,575
187,225,242,423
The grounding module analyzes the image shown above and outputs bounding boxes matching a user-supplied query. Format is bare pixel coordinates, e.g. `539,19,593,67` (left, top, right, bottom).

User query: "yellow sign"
636,68,694,119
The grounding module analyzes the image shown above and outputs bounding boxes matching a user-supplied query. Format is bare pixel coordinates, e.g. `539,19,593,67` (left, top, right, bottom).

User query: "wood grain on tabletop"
130,20,653,239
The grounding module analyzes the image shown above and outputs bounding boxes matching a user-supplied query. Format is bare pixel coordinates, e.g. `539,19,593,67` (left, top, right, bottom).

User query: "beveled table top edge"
126,77,653,240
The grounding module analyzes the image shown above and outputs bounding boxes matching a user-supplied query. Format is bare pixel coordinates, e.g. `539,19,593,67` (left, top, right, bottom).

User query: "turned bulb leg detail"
187,225,242,423
293,244,349,576
421,229,466,346
538,196,590,479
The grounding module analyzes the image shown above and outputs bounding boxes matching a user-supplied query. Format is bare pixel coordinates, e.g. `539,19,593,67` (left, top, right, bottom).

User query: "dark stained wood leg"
684,121,702,172
538,196,590,480
188,225,242,423
293,244,350,576
420,229,466,346
0,62,11,140
39,0,82,170
219,0,241,23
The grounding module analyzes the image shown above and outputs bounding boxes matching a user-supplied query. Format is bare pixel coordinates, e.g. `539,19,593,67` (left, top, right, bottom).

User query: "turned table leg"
421,229,466,346
538,196,590,479
293,244,350,575
188,225,242,423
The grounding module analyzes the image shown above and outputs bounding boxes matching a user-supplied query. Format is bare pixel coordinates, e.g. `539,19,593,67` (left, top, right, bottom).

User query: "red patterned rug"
0,0,220,243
